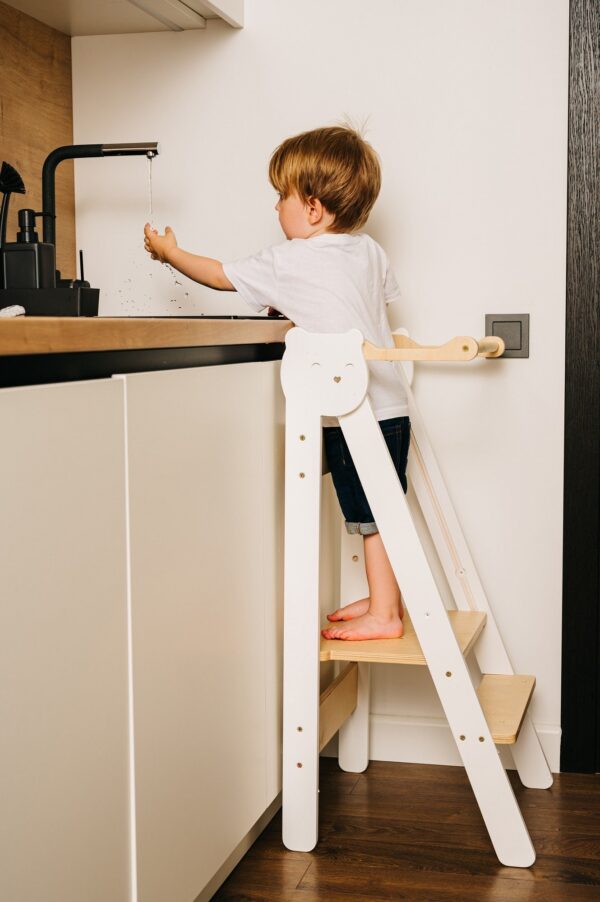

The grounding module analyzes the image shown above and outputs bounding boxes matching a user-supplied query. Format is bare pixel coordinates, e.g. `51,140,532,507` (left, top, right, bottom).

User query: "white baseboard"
323,714,561,773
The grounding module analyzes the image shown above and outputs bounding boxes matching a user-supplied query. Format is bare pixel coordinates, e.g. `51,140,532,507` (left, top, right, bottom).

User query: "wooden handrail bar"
363,334,505,362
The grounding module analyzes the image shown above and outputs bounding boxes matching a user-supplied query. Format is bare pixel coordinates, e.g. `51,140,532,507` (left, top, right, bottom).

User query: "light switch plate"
485,314,530,358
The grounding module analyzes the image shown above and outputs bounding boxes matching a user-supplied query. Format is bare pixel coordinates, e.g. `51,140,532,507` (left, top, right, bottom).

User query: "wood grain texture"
213,759,600,901
320,611,486,665
561,0,600,773
477,674,535,744
0,1,75,278
0,316,293,355
319,662,357,752
364,335,480,362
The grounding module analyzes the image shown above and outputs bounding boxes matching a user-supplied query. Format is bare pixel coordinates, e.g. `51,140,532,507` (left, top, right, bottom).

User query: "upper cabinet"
3,0,243,34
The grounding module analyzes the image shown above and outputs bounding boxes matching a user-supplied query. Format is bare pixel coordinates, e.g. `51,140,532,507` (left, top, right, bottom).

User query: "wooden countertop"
0,317,293,357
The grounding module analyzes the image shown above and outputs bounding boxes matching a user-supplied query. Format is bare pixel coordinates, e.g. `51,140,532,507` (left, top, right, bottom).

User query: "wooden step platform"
318,667,535,747
477,673,535,744
319,611,535,745
320,610,486,665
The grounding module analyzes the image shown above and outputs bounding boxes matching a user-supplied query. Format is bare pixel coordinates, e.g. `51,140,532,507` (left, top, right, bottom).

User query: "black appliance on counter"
0,142,159,316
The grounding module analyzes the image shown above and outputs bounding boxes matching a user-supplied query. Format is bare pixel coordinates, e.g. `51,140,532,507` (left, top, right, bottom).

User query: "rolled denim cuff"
345,521,379,536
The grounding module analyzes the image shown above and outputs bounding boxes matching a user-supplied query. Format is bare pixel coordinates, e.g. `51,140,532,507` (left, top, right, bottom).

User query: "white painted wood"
402,363,514,666
280,397,321,852
337,527,371,772
281,329,539,867
511,715,554,788
0,380,130,902
280,328,371,850
334,437,403,773
340,400,535,866
338,663,371,773
399,363,552,790
280,342,324,851
339,528,368,603
124,361,283,899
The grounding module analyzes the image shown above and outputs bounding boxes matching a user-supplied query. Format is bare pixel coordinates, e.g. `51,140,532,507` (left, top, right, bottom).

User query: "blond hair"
268,126,381,233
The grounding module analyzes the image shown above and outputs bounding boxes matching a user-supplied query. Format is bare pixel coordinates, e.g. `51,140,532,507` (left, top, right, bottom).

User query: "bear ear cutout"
284,327,307,349
348,328,365,344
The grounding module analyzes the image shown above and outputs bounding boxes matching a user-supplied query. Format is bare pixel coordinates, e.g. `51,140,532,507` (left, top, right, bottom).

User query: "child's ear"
306,196,324,224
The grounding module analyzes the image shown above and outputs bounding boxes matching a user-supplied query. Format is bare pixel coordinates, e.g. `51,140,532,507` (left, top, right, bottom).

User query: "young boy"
144,125,410,641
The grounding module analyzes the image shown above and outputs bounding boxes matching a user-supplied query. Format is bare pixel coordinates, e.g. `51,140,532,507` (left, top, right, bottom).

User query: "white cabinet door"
124,361,284,902
0,379,130,902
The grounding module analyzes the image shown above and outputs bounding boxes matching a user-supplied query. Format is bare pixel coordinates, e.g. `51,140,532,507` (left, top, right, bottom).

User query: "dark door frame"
561,0,600,773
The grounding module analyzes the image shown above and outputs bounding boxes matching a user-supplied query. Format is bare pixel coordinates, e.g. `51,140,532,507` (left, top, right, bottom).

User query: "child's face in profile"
275,192,314,240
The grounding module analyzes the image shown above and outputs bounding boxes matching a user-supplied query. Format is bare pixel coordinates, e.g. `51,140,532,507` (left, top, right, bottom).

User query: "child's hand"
144,223,177,264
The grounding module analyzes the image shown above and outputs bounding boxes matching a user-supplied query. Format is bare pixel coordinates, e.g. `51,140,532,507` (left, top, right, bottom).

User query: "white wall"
72,0,569,770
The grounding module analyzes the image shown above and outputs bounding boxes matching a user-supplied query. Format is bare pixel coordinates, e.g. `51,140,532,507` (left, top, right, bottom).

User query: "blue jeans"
323,416,411,535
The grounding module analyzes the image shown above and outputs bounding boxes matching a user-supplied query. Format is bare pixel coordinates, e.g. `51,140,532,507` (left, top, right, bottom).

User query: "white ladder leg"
340,401,536,867
337,531,370,772
338,661,370,773
281,398,322,852
511,715,553,788
401,369,552,790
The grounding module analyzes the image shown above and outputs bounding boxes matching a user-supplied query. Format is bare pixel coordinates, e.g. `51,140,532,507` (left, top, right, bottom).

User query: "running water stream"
146,153,189,305
148,153,154,227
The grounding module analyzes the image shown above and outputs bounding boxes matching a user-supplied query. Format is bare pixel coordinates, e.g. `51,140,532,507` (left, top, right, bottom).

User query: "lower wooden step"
318,668,535,748
477,673,536,744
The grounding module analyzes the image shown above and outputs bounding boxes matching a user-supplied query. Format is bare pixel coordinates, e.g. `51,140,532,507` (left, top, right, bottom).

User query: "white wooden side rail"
280,327,552,869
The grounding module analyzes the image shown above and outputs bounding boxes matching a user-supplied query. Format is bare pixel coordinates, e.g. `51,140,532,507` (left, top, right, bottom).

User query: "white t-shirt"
223,233,409,424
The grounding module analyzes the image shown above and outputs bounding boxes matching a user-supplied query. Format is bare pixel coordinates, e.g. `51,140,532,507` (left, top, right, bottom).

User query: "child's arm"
143,224,235,291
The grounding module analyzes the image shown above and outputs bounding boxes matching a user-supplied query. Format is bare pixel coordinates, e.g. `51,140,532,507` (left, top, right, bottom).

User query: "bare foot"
327,596,404,622
326,597,370,621
321,612,404,641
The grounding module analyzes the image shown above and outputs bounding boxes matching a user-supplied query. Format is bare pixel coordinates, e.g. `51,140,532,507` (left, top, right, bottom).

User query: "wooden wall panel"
0,1,75,278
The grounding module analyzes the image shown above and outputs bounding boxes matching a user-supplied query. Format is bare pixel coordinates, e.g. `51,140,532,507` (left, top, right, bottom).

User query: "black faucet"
41,142,160,270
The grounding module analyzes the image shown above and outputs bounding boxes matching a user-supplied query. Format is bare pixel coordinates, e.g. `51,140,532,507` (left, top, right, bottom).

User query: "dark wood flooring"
212,758,600,901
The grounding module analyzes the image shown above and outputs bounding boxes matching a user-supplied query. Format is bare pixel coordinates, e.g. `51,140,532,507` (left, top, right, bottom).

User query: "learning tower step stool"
280,327,553,868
